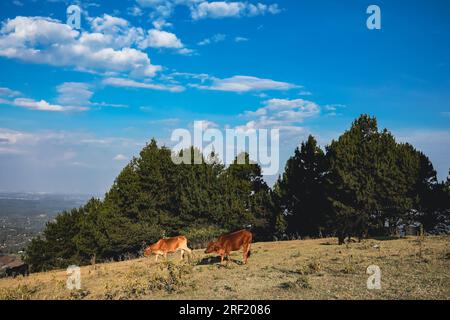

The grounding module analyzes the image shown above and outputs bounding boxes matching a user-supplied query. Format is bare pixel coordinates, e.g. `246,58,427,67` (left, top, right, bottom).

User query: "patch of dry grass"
0,236,449,300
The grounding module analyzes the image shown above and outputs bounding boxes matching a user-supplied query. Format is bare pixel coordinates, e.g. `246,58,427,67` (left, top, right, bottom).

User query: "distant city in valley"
0,192,95,254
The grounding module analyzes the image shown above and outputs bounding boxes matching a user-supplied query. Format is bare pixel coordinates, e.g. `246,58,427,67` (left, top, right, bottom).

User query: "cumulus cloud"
0,16,161,78
191,75,300,92
236,98,320,136
102,77,185,92
140,29,183,49
89,14,191,53
0,14,192,78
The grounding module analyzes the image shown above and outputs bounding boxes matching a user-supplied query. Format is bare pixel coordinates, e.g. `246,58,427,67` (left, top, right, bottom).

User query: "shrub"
181,225,227,249
0,284,38,300
279,275,311,290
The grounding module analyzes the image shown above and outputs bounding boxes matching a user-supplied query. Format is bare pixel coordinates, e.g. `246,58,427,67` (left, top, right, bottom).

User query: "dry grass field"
0,236,449,300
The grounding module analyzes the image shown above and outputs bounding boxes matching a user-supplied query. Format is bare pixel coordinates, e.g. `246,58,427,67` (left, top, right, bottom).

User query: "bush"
181,225,227,249
104,261,193,299
0,284,38,300
298,258,323,275
279,276,311,290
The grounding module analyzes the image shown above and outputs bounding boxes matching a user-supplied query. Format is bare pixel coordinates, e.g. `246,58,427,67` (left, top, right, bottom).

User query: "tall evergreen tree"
276,135,327,238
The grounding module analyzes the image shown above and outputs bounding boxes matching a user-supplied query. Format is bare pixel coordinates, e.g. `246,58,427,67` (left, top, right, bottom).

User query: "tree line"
25,115,450,271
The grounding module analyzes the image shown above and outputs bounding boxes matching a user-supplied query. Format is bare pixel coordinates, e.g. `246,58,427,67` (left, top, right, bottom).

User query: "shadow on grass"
270,266,301,275
196,256,245,266
371,236,402,241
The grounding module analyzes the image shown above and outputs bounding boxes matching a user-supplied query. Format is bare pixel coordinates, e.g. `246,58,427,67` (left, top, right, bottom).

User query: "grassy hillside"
0,236,449,300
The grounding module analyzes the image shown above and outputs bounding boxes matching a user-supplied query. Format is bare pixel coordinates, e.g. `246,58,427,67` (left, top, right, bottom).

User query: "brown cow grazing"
144,236,192,262
205,229,252,265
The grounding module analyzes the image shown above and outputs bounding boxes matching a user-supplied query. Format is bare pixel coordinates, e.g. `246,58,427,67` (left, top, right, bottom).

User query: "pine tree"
276,135,327,238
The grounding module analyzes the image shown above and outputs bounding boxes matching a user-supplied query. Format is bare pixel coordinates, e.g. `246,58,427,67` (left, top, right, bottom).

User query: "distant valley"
0,192,95,254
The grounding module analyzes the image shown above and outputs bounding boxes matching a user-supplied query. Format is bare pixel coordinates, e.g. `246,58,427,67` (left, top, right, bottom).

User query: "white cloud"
191,75,300,92
0,16,161,78
56,82,128,109
135,1,281,23
127,6,144,16
1,83,90,112
12,98,87,112
198,33,226,46
234,36,248,42
87,15,192,53
0,87,21,97
236,98,320,137
56,82,93,107
140,29,183,49
190,120,219,130
0,128,36,145
0,127,146,192
113,154,128,161
191,1,281,20
90,14,130,33
170,72,211,82
102,77,185,92
90,102,129,108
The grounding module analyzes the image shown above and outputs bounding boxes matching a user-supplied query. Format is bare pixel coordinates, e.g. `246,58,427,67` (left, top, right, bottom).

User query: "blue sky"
0,0,449,194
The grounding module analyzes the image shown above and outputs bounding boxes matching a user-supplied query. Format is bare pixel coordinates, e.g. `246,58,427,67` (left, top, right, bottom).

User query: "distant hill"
0,192,96,254
0,192,95,217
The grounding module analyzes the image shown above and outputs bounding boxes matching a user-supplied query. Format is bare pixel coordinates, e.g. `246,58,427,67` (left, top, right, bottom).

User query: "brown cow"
205,229,252,265
144,236,192,262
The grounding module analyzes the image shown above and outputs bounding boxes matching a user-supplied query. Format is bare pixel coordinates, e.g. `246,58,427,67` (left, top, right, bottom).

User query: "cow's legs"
182,245,192,260
224,251,231,265
155,254,159,262
164,252,168,261
180,249,185,261
243,244,250,264
182,246,192,255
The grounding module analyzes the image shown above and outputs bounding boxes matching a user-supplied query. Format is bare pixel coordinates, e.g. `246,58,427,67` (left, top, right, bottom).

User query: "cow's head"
205,241,221,254
144,246,153,257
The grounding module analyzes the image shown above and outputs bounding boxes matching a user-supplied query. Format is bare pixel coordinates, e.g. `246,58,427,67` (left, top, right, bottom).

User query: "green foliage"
325,115,445,242
275,135,327,238
24,115,450,270
25,143,278,271
181,225,227,249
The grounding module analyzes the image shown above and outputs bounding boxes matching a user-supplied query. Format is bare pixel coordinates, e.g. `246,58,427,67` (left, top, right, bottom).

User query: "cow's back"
159,236,187,252
220,229,252,251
